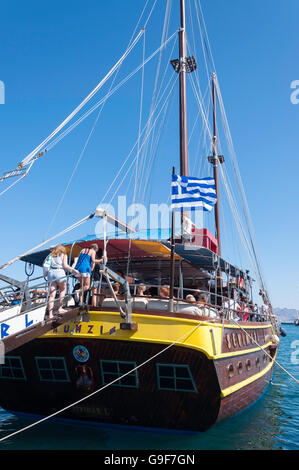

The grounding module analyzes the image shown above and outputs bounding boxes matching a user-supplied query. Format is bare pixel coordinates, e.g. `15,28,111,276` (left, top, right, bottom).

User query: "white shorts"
47,269,66,283
76,273,90,279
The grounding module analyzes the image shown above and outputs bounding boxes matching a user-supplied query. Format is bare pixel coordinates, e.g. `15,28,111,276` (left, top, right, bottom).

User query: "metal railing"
0,272,77,319
0,272,277,328
92,279,275,324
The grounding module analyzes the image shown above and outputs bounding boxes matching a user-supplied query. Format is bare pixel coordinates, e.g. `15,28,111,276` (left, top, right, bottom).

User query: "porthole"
237,362,243,375
227,364,234,378
245,359,251,371
256,357,260,368
263,354,267,363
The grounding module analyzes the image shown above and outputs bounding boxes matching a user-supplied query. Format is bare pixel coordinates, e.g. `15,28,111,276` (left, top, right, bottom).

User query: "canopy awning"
20,235,253,283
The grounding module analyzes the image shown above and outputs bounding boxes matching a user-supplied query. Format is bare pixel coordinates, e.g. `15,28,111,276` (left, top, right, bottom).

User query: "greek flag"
171,174,217,211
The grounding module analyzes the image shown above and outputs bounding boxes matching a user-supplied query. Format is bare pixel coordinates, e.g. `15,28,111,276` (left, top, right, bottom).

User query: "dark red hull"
0,333,276,432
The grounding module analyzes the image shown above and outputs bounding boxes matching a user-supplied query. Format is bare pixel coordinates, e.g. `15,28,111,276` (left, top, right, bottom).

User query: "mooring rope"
230,318,299,384
0,322,202,443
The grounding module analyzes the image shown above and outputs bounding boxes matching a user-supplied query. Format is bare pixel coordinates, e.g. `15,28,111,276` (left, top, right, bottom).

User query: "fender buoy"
279,327,287,337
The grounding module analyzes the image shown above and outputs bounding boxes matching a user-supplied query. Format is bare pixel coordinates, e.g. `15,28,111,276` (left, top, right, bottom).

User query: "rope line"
105,74,179,206
230,318,299,384
0,321,202,443
19,30,145,170
0,213,94,271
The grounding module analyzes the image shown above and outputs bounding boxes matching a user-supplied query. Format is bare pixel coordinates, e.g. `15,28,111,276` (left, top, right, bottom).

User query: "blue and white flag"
171,174,217,211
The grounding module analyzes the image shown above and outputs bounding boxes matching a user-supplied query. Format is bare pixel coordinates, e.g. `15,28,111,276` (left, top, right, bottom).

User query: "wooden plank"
2,307,89,353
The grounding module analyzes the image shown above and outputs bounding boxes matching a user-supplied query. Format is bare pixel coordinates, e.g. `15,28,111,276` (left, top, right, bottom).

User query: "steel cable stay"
0,322,202,443
0,77,179,273
186,63,268,297
43,21,141,240
136,0,174,203
105,75,179,206
214,76,268,294
45,31,178,156
108,78,178,207
21,31,145,168
141,100,172,206
138,78,175,206
0,26,178,197
126,30,146,278
191,0,269,298
43,2,155,240
134,9,176,207
86,72,178,206
0,30,144,193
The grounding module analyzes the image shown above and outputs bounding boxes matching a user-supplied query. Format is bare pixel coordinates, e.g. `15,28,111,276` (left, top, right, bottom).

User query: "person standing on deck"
45,244,78,318
91,248,104,307
75,244,103,305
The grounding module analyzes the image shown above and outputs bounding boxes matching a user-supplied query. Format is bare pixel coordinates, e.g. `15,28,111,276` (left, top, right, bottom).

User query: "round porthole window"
73,345,89,363
246,359,251,371
237,362,243,375
227,364,234,378
256,356,260,367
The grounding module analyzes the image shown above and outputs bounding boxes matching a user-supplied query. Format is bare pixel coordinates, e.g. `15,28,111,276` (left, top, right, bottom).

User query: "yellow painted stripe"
42,310,273,361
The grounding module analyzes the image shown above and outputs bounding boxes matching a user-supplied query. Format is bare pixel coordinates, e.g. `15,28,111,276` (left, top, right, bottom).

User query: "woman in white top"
45,244,78,318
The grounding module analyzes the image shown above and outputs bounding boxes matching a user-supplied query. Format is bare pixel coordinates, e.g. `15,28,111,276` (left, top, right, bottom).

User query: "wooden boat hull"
0,310,277,432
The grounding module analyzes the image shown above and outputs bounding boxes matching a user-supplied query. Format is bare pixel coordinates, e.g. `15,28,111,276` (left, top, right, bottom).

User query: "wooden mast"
169,0,189,311
179,0,189,177
211,73,221,256
209,73,224,291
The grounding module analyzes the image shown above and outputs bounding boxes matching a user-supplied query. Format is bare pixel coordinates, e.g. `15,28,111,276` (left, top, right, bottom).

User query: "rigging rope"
186,46,266,296
102,74,179,206
230,318,299,384
20,32,144,170
43,10,147,239
0,321,202,443
43,31,178,160
0,213,95,271
214,76,268,293
43,110,103,241
192,0,269,297
0,162,34,197
136,0,173,203
126,30,146,277
0,29,178,200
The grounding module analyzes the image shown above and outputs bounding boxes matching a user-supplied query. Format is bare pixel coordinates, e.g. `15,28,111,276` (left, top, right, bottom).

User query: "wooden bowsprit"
0,306,89,354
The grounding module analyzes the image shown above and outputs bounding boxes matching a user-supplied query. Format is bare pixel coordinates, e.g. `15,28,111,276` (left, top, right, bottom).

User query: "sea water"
0,324,297,450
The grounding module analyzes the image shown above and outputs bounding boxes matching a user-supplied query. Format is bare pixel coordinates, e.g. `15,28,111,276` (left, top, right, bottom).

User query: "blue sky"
0,0,298,309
